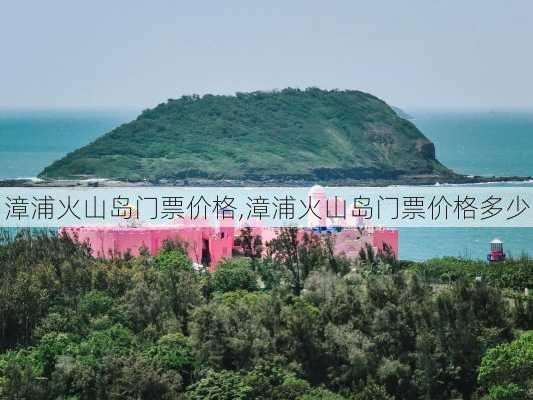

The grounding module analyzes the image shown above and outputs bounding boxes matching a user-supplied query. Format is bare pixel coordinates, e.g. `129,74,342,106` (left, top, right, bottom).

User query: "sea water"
1,108,533,260
403,110,533,260
0,109,136,179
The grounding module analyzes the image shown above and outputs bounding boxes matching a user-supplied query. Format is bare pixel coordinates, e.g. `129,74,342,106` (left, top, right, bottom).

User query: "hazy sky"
1,0,533,110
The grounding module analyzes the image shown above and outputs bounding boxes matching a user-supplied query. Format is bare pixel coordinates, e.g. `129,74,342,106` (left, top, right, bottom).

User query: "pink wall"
61,186,399,270
331,228,398,260
62,225,398,271
373,228,399,258
61,225,234,270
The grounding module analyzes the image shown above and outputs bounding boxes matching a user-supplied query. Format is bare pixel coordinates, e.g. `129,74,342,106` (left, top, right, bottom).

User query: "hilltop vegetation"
1,230,532,399
40,88,451,184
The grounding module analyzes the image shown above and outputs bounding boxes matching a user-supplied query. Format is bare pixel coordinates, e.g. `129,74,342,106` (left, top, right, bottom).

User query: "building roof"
309,184,326,195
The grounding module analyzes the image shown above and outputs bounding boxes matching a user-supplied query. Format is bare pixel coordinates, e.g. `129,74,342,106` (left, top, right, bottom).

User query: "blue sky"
1,0,532,109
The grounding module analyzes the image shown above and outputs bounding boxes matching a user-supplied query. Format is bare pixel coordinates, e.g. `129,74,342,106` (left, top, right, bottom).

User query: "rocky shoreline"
1,174,531,187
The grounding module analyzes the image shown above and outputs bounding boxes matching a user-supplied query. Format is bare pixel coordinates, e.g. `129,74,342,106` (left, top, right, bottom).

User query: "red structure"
487,238,505,262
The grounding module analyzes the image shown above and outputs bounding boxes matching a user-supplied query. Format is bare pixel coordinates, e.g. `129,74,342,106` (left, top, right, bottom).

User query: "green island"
1,230,532,399
39,88,454,185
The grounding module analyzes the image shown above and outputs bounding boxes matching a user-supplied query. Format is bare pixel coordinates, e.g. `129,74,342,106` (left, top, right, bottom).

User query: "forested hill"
39,88,452,184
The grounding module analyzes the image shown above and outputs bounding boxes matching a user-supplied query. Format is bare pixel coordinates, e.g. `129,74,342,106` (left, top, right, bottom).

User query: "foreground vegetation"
0,230,532,399
39,88,449,183
408,256,533,292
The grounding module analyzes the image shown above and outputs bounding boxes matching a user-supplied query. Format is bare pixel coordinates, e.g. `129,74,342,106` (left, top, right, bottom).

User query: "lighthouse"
487,238,506,262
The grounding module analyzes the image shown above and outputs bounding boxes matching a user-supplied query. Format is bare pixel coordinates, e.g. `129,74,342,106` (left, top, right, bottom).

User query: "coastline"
1,174,531,187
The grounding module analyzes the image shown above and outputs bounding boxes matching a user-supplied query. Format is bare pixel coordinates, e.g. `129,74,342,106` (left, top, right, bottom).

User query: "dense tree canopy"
478,331,533,399
0,229,532,399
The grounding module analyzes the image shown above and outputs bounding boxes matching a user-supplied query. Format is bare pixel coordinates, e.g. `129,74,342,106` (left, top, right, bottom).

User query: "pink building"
61,217,235,272
62,186,398,269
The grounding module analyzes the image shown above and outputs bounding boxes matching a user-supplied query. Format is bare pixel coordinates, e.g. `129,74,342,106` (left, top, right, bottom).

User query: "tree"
234,227,263,265
267,228,324,295
478,331,533,399
0,348,46,399
277,297,323,383
297,388,348,400
144,333,195,387
243,362,312,400
212,258,258,293
191,291,275,371
186,369,252,400
153,240,191,271
353,380,393,400
154,245,203,335
97,355,184,400
2,230,531,400
358,243,398,273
